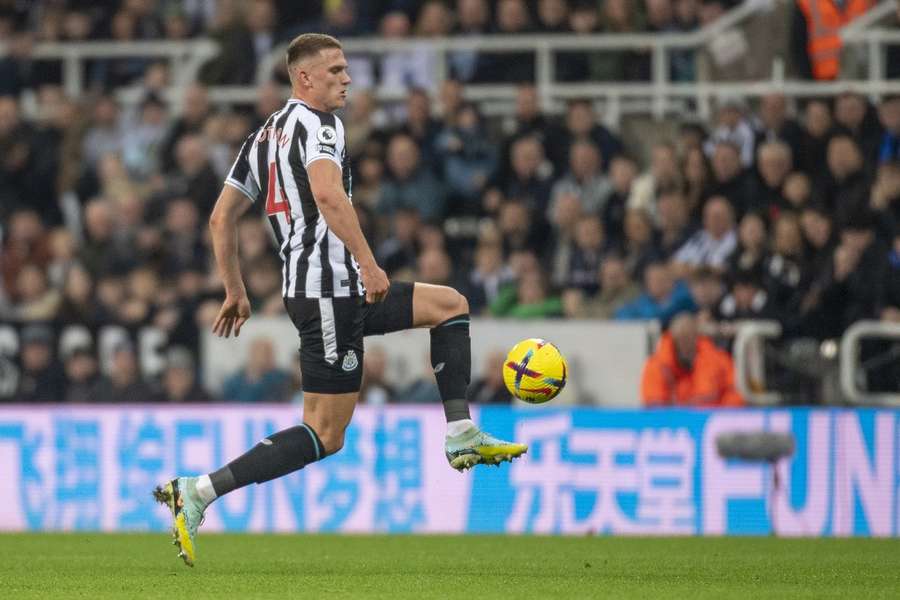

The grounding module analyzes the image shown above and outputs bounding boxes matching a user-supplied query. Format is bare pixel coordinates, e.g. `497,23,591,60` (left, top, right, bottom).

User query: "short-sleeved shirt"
224,98,361,298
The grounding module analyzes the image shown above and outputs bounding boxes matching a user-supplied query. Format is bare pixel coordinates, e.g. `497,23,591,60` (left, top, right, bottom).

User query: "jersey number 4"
265,162,292,221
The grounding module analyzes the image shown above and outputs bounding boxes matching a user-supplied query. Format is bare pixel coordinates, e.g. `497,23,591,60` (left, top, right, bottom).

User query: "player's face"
308,48,351,111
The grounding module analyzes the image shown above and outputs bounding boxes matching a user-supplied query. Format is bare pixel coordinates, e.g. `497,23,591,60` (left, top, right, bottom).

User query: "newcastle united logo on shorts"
341,350,359,372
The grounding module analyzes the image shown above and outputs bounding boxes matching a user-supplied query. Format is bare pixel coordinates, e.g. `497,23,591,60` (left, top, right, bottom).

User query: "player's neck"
290,92,329,113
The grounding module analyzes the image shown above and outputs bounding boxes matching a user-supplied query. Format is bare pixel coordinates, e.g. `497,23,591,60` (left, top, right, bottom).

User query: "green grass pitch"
1,534,898,599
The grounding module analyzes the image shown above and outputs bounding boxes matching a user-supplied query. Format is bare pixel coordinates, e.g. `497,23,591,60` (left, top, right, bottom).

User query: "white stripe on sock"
446,418,476,438
195,474,218,504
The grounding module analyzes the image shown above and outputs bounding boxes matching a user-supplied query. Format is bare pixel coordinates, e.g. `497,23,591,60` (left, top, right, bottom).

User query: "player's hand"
360,263,389,303
212,293,252,338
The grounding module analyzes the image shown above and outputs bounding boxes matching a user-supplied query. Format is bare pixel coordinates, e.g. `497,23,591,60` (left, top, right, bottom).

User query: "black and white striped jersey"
224,98,363,299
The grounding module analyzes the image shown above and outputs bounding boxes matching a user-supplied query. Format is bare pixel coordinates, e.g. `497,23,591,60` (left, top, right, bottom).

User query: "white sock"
195,474,218,505
446,418,476,438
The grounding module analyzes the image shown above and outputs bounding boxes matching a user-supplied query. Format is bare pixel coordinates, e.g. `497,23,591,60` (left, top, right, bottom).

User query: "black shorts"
284,281,415,394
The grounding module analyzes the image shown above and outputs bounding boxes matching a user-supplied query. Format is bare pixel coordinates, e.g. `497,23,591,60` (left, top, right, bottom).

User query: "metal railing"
732,320,784,405
1,1,898,126
839,321,900,406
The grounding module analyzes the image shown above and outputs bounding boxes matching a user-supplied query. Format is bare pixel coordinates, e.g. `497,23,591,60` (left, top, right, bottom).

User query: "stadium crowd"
0,0,899,404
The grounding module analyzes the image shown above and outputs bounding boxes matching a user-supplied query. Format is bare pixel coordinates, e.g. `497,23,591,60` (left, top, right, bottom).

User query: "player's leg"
410,283,527,470
364,282,527,471
154,296,364,566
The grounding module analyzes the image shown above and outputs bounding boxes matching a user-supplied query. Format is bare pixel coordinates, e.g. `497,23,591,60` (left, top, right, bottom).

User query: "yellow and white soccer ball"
502,338,567,404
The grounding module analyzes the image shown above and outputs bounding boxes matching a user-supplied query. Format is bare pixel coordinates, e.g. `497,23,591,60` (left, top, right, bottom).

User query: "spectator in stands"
617,207,659,280
548,139,614,220
62,342,100,404
0,96,60,224
815,210,890,338
797,99,833,176
628,141,681,220
161,197,208,273
57,263,99,327
595,0,648,81
682,146,712,219
460,241,515,315
727,211,769,274
379,11,435,93
468,349,513,404
705,96,756,167
222,337,291,403
82,94,125,169
360,344,394,405
783,171,812,211
563,99,623,173
92,339,156,403
556,0,598,83
550,191,586,283
91,9,148,88
160,83,209,172
12,263,60,322
878,95,900,164
415,247,454,286
756,140,794,219
537,0,570,33
641,311,744,407
497,84,567,180
719,266,777,323
498,200,544,257
122,93,168,180
168,133,221,216
486,135,553,222
822,134,870,226
13,324,66,403
156,346,215,403
416,0,454,38
833,91,882,163
603,155,638,247
434,102,497,214
673,195,738,275
1,210,50,299
790,0,871,81
567,254,641,319
377,206,421,277
615,260,694,321
477,0,535,83
687,266,726,327
449,0,492,82
378,132,446,221
764,213,806,314
870,161,900,241
656,187,696,259
756,93,804,161
562,214,605,294
490,269,563,318
708,140,757,217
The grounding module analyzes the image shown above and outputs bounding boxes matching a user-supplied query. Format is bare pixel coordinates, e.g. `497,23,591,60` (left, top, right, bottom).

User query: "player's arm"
209,184,253,337
307,159,389,302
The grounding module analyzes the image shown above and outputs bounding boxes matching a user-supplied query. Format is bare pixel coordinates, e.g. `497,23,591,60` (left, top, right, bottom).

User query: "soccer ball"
502,338,567,404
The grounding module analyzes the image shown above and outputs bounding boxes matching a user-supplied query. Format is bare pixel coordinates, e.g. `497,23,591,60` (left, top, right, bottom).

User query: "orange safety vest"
798,0,872,80
641,333,744,408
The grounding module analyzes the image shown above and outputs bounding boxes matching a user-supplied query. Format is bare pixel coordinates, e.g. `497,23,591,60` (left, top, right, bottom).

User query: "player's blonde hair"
285,33,342,68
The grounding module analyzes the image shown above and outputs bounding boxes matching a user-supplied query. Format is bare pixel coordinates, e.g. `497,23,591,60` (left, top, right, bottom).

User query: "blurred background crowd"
0,0,899,405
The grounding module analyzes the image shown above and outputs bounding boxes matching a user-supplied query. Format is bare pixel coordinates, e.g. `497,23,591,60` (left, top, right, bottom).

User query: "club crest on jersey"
316,125,337,146
341,350,359,372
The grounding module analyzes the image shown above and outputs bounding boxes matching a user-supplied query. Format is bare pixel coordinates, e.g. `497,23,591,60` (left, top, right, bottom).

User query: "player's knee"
440,288,468,321
318,429,345,456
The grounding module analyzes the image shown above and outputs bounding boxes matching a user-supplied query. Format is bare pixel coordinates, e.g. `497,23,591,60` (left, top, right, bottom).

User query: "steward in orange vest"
641,312,744,407
792,0,872,80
